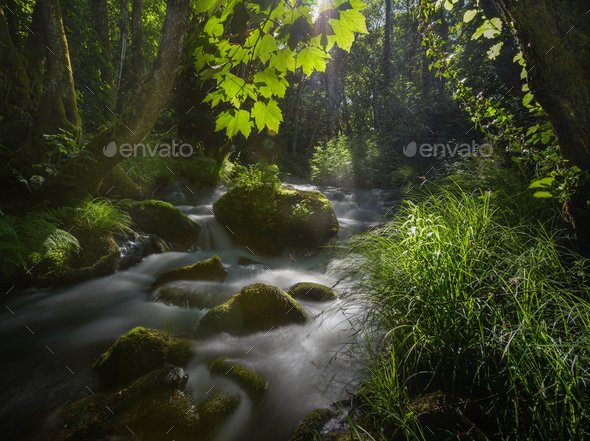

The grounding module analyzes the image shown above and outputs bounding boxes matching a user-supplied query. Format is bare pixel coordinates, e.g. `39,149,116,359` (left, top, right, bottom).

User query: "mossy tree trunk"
129,0,145,92
33,0,82,142
492,0,590,171
0,7,32,154
90,0,114,113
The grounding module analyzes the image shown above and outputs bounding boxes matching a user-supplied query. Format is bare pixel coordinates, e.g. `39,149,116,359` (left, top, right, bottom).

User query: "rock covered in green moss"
209,358,268,396
95,327,192,388
56,365,199,441
213,185,339,253
288,282,338,302
153,255,227,287
197,392,241,434
119,199,200,248
154,286,218,309
289,408,335,441
199,283,307,332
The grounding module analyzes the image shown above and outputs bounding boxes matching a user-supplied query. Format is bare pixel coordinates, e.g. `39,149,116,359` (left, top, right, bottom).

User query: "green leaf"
193,0,218,13
251,99,283,132
339,9,367,34
215,109,252,138
472,17,502,40
253,68,288,98
463,9,478,23
529,177,555,189
270,48,296,72
487,42,503,59
533,191,553,199
204,16,224,37
329,18,355,51
296,46,328,76
256,33,278,63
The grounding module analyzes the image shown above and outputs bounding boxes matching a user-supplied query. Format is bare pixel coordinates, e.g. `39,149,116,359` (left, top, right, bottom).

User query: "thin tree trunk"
115,0,129,107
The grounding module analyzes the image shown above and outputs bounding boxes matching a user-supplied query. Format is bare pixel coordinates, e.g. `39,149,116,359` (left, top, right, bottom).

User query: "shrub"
310,136,354,186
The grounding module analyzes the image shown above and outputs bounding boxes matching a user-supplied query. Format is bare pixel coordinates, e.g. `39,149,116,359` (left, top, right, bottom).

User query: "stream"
0,182,397,441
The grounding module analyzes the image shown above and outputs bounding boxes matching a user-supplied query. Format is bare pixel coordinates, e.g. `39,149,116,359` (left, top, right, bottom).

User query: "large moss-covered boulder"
119,199,200,249
213,185,339,253
288,282,338,302
153,255,228,287
209,358,268,397
200,283,307,332
56,364,196,441
95,327,192,388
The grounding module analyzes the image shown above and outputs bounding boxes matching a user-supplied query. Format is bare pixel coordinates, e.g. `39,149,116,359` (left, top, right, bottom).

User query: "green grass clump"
354,184,590,439
71,198,131,236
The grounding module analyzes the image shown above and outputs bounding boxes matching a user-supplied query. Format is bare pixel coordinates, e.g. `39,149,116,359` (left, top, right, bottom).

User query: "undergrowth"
352,175,590,439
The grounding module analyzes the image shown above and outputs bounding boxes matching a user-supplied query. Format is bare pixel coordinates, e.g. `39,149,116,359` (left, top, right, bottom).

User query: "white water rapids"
0,182,397,440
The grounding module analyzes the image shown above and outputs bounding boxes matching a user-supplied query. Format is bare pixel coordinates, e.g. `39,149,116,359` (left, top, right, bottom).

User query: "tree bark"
33,0,82,141
492,0,590,171
66,0,190,195
0,6,32,154
129,0,145,91
90,0,113,88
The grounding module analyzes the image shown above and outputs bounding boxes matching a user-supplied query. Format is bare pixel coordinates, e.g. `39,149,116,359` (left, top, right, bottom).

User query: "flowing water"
0,182,397,441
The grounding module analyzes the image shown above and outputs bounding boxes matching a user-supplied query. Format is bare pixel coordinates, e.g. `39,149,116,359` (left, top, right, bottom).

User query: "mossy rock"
288,282,338,302
209,358,268,397
153,255,228,287
154,286,218,309
95,327,192,388
119,199,200,249
26,234,120,288
197,392,241,436
213,185,339,254
289,408,335,441
56,365,198,441
200,283,307,332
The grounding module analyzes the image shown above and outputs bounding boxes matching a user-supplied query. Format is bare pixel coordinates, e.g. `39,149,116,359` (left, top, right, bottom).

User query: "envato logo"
403,140,493,158
102,140,197,158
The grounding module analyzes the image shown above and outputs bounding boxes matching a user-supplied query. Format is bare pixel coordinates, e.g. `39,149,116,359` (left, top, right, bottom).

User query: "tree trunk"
0,6,32,154
33,0,82,141
492,0,590,171
115,0,129,107
90,0,113,89
129,0,145,91
65,0,189,195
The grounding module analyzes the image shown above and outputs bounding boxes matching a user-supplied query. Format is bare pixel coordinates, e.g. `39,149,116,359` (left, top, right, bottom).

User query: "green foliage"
353,179,590,438
310,136,354,186
0,212,80,277
72,198,132,236
196,0,368,139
